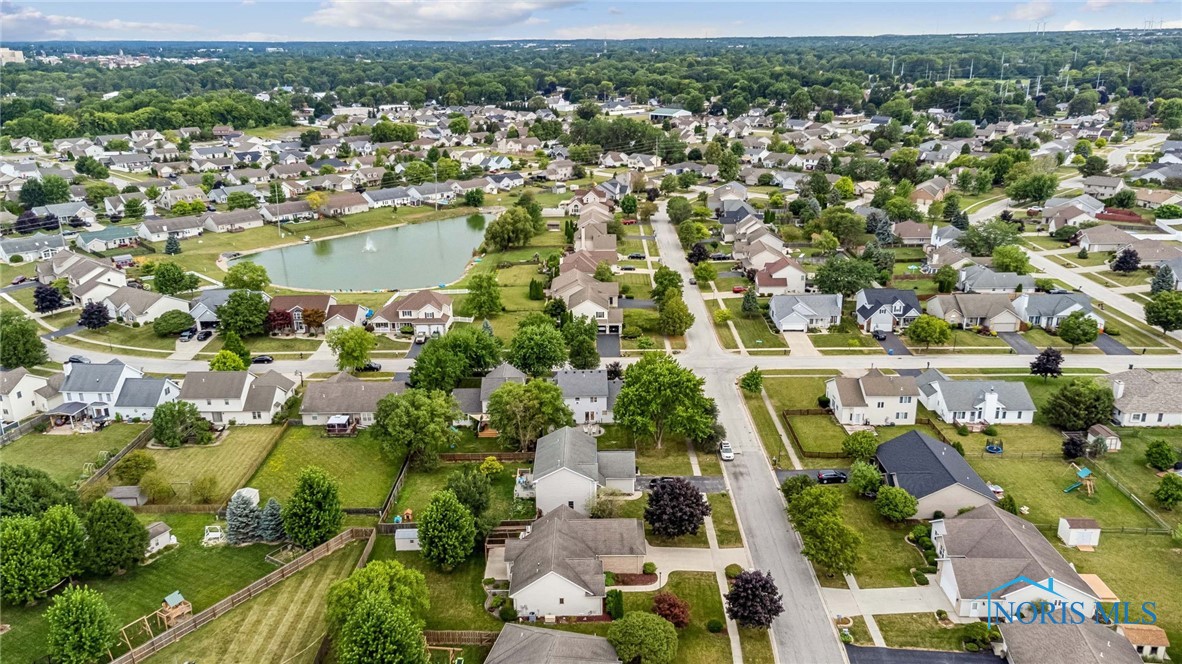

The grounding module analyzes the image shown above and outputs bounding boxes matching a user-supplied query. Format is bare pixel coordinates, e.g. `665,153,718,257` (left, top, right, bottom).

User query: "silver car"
719,441,735,461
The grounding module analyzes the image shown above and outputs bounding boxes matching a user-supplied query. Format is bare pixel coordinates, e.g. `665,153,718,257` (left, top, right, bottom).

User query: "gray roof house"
957,264,1035,294
915,368,1036,426
854,288,922,332
113,377,179,420
1104,369,1182,427
451,363,527,419
0,232,68,263
504,506,645,618
1013,292,1103,331
300,372,406,428
486,624,620,664
552,370,622,425
530,427,636,515
768,294,843,332
1000,620,1142,664
875,430,997,518
188,288,271,330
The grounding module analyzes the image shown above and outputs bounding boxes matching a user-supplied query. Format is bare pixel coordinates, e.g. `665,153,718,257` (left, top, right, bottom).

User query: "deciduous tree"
326,326,377,371
83,498,148,576
282,467,343,549
1029,347,1064,382
905,314,952,349
991,245,1030,274
725,570,785,629
645,477,711,538
0,515,57,605
464,273,503,319
875,485,919,522
78,302,110,331
1145,439,1179,472
418,490,476,571
814,257,877,296
614,353,712,448
1043,378,1114,431
151,262,199,295
208,349,247,371
0,311,48,369
487,379,573,452
842,431,879,463
45,586,117,664
652,592,691,629
33,283,65,314
849,461,884,496
1146,291,1182,334
1111,248,1140,273
217,290,269,337
507,321,567,377
374,389,461,469
657,294,694,336
337,591,429,664
1057,311,1098,349
739,367,763,393
222,262,271,291
1154,474,1182,510
326,559,430,637
607,612,679,664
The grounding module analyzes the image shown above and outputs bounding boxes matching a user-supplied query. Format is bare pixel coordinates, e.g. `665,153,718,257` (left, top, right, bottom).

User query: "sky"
0,0,1177,43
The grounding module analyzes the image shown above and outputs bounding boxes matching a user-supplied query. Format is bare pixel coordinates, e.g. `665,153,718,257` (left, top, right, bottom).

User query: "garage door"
778,322,807,332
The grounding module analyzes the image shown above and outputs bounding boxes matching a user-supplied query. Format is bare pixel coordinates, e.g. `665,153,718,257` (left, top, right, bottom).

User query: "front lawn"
1023,328,1098,352
1093,270,1152,288
704,299,740,350
616,272,654,300
722,298,787,349
74,323,180,351
0,423,149,485
597,425,694,476
202,334,323,355
839,485,925,588
905,329,1010,351
786,415,847,455
248,426,404,508
617,495,708,547
763,376,830,410
874,612,972,651
148,426,283,504
810,332,880,349
707,492,743,548
624,572,733,664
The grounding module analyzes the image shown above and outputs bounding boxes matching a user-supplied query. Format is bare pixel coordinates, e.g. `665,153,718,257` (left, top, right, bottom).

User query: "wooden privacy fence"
0,414,49,446
439,451,534,462
107,527,373,664
82,426,154,487
424,630,499,646
378,457,411,522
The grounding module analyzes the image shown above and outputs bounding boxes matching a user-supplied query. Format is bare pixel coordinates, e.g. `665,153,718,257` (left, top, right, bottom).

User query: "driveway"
405,339,426,359
998,332,1038,355
41,324,82,340
1,280,36,294
1093,333,1134,356
637,475,727,493
619,298,657,309
777,469,849,483
875,332,911,356
596,334,621,358
846,645,998,664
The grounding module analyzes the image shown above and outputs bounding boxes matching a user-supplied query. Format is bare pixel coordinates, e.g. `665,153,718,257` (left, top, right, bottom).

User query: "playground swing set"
1064,464,1096,496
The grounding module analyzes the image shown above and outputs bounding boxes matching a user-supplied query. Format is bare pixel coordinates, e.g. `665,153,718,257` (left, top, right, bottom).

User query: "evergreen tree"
226,492,260,545
259,497,285,542
164,235,182,255
83,498,149,576
1151,265,1175,295
740,288,760,317
283,467,343,549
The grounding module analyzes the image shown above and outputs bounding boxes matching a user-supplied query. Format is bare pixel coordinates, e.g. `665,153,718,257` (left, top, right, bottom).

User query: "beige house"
370,290,453,336
178,370,295,425
300,372,406,428
926,293,1022,333
825,369,919,426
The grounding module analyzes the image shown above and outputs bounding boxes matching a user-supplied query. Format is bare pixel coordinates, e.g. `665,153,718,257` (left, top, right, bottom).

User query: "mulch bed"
614,573,658,586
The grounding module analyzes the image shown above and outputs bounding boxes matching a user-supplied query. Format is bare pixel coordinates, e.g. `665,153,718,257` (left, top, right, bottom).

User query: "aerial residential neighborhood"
0,8,1181,664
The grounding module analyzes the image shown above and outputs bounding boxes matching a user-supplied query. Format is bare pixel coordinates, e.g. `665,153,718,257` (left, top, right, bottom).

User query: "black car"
196,330,213,341
627,252,645,260
816,470,848,485
357,361,382,372
620,265,637,271
872,330,888,341
648,476,676,489
710,252,732,260
66,355,92,364
251,355,275,364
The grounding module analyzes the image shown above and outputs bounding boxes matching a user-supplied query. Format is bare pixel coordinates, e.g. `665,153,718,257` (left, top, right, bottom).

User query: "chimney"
1112,380,1124,400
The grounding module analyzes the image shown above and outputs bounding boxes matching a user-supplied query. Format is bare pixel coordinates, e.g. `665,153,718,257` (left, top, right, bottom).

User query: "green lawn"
1096,428,1182,527
707,492,743,548
248,426,404,508
722,298,787,349
616,272,654,300
1062,251,1113,268
763,376,830,410
786,415,847,455
0,513,275,663
705,300,740,350
625,572,732,664
1093,270,1152,288
738,628,775,663
1024,235,1070,251
597,425,694,476
148,426,283,504
0,423,149,485
874,613,972,651
617,495,708,547
74,323,180,351
1102,308,1180,350
370,537,503,630
742,391,803,469
1023,328,1098,352
810,332,880,349
149,540,364,664
839,485,925,588
904,329,1010,351
201,334,323,355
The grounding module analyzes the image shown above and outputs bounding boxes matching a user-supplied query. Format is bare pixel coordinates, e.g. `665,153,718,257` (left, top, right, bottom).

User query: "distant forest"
2,31,1181,140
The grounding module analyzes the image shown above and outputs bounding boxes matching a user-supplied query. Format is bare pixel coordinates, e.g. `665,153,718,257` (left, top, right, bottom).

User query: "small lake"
238,213,488,291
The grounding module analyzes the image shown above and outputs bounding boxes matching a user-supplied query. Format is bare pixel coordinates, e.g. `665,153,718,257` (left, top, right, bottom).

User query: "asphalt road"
845,645,999,664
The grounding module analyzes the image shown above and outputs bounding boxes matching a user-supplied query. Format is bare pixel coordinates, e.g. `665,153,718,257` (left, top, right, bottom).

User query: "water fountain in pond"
362,236,377,253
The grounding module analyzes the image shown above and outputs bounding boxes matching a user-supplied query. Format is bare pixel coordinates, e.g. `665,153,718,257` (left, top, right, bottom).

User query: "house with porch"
189,288,271,330
59,360,144,420
268,294,336,334
0,233,68,263
103,287,188,324
526,427,637,515
854,288,921,332
768,294,843,332
370,290,452,336
1013,292,1103,331
825,368,919,426
137,216,204,243
75,226,139,253
553,370,622,425
926,293,1023,333
300,372,406,429
915,369,1036,426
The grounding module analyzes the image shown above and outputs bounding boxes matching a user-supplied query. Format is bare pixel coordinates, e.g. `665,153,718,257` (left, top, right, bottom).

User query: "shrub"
706,619,724,633
652,592,691,629
982,425,998,436
956,425,969,436
965,643,980,652
936,609,948,620
606,589,624,620
725,563,743,579
817,396,830,408
191,474,220,504
643,561,657,575
113,450,156,484
138,471,174,503
922,565,938,574
605,571,617,586
1105,325,1120,336
10,255,24,263
490,595,505,609
912,570,930,585
933,510,945,519
499,606,518,622
909,524,929,542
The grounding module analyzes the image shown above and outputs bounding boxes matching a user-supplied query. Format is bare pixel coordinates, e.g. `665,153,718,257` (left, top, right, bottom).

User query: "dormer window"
401,310,413,318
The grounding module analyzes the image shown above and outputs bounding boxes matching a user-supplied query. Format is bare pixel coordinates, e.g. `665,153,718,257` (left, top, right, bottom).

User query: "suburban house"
189,288,271,330
103,287,188,324
260,200,317,223
485,625,621,664
1119,238,1182,268
875,430,997,519
300,372,406,429
910,176,951,210
157,187,207,210
552,370,622,425
268,294,336,334
370,290,453,336
0,368,55,423
178,370,295,425
1042,194,1105,232
892,221,933,246
1081,175,1126,199
930,504,1099,619
37,251,127,304
767,294,844,332
322,191,370,216
854,288,922,332
59,360,145,420
75,226,139,253
137,216,205,243
324,303,368,331
753,256,808,296
825,368,919,426
113,377,180,421
32,202,97,225
926,293,1022,332
1115,624,1172,662
1076,224,1134,253
546,159,576,181
915,369,1036,426
1013,292,1103,331
202,209,265,233
957,265,1035,294
103,193,155,218
528,427,637,515
451,363,527,421
1105,369,1182,427
0,232,68,263
1001,618,1143,664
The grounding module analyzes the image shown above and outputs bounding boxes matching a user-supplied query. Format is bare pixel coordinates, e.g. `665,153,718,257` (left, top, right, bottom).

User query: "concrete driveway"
875,332,911,356
637,475,727,493
998,332,1038,355
1093,333,1134,356
783,331,820,357
596,334,621,358
846,645,999,664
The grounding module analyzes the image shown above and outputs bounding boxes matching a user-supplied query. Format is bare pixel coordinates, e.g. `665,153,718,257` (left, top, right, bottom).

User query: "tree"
445,466,492,519
0,464,77,519
905,314,952,349
222,262,270,291
740,288,760,317
1058,311,1098,349
221,330,251,364
301,308,326,334
487,379,573,452
76,301,111,328
992,245,1030,275
374,389,461,469
1154,474,1182,510
652,591,691,629
464,188,484,207
849,460,884,496
657,294,694,336
842,431,879,463
336,590,428,664
959,218,1019,257
1043,378,1115,431
123,197,146,219
0,515,57,605
225,191,257,210
83,498,148,576
607,612,679,664
1029,348,1064,382
482,207,535,251
814,257,878,296
41,504,85,582
651,265,684,304
645,477,711,538
226,491,261,545
326,326,377,371
419,490,476,571
666,197,692,224
207,349,246,371
875,485,919,522
163,235,182,255
1146,291,1182,334
45,586,117,664
1151,266,1176,295
1145,439,1179,472
725,570,785,629
564,317,600,370
259,497,285,542
614,353,712,449
307,191,330,216
677,220,708,248
692,261,716,284
739,367,763,394
152,309,195,337
638,201,657,223
151,262,199,295
799,513,862,575
113,450,156,484
0,311,48,368
507,322,567,377
20,175,70,208
33,283,65,314
282,467,343,549
464,273,503,318
217,290,269,337
1111,248,1141,273
326,559,429,640
1078,155,1108,177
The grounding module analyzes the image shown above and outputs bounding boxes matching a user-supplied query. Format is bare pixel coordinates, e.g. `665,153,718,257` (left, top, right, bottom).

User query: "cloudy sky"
0,0,1176,42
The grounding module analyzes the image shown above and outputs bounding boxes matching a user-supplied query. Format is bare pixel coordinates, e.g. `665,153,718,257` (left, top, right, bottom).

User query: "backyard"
147,426,283,504
597,424,695,476
0,423,149,485
248,426,404,508
391,462,527,524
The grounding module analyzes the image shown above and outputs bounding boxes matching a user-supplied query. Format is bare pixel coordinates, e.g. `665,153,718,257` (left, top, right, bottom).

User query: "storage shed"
145,521,176,555
1057,517,1101,549
395,528,421,551
1087,424,1121,452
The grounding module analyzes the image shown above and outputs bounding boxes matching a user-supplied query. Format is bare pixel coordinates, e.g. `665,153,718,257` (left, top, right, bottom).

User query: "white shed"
145,521,177,555
1057,517,1101,549
1087,424,1121,452
394,528,421,551
233,487,260,508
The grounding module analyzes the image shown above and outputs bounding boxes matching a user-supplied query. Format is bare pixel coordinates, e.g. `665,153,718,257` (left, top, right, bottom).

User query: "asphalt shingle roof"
876,430,995,501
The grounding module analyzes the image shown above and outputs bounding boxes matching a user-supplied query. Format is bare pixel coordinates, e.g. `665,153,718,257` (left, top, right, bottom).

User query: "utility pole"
968,58,974,81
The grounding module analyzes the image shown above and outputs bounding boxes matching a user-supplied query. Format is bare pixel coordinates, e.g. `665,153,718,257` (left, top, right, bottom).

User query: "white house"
854,288,921,332
1057,517,1101,549
59,360,144,420
300,372,406,428
178,370,295,425
1081,175,1126,199
112,377,179,421
753,256,808,296
553,370,621,425
103,288,188,325
137,216,205,243
1013,293,1104,331
914,369,1036,426
825,369,919,426
370,290,453,336
529,427,636,516
0,368,52,423
1105,369,1182,427
0,233,68,263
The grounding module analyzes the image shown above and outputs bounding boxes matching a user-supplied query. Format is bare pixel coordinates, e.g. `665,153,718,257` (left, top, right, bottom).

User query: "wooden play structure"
1065,464,1096,496
427,646,465,664
156,591,192,628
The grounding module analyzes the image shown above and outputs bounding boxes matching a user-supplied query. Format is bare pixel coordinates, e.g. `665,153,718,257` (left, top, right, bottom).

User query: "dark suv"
816,470,848,485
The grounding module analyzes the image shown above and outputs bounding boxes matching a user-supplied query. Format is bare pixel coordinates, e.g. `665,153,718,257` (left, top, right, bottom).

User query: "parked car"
872,329,887,341
178,330,194,342
628,252,645,260
648,476,676,490
413,332,428,344
1048,288,1072,295
66,355,91,364
196,330,213,341
358,361,382,372
251,355,274,364
816,470,848,485
9,275,27,285
710,252,731,260
719,442,735,461
688,278,697,285
622,218,637,225
620,265,637,271
732,286,747,294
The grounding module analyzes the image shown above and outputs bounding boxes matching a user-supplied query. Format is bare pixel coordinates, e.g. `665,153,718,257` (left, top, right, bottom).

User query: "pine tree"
481,319,494,336
258,498,285,542
740,288,760,317
226,492,260,545
1151,265,1175,295
164,235,182,255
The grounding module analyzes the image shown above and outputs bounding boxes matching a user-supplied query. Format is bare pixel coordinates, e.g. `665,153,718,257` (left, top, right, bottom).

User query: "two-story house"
370,290,453,336
553,370,622,425
825,369,919,426
178,370,295,425
268,294,336,334
59,360,143,420
0,368,55,423
854,288,922,333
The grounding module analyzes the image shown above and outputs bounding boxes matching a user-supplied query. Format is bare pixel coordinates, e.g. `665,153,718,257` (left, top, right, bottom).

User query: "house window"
876,401,885,408
559,598,565,605
896,412,907,420
424,312,435,319
591,397,598,403
206,399,212,406
1132,413,1144,422
595,311,606,319
1158,413,1164,422
401,310,413,318
900,396,912,404
252,412,262,420
14,391,20,399
224,399,230,406
567,501,574,509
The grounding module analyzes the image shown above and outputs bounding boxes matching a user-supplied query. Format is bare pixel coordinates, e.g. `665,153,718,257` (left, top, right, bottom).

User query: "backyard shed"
106,485,147,507
1087,424,1121,452
1057,517,1101,549
395,528,421,551
145,521,176,555
233,487,260,508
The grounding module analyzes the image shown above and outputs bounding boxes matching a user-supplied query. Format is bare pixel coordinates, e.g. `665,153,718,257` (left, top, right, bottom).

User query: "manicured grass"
74,323,180,351
1102,308,1180,349
392,462,527,524
248,426,404,508
810,332,879,349
630,572,732,664
1096,428,1182,528
722,298,787,349
148,426,283,504
202,334,323,355
0,513,275,663
1061,535,1182,662
617,495,709,547
151,540,364,664
1095,270,1152,288
742,391,793,466
738,628,775,663
616,272,654,300
1061,250,1113,267
874,612,971,651
786,415,847,455
838,485,924,588
763,376,829,410
1023,328,1098,352
369,536,503,630
967,458,1162,529
1024,235,1070,251
708,492,744,548
597,425,694,476
696,446,722,476
704,299,740,350
0,423,149,485
905,329,1010,350
714,275,748,292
